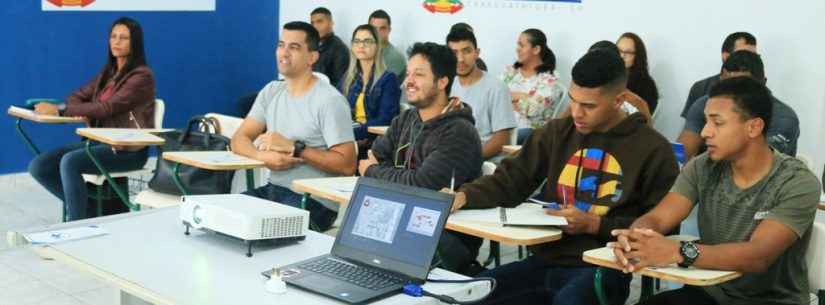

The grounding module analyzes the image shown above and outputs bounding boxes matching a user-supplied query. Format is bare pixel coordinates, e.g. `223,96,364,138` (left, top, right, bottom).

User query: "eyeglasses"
351,39,377,47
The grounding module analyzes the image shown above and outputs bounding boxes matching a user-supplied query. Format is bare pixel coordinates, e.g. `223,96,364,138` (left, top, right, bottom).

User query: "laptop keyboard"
299,258,405,290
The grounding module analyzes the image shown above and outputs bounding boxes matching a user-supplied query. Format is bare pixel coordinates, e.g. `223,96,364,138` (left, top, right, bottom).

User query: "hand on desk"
546,207,600,235
357,150,378,176
34,102,60,115
255,132,294,154
609,228,682,273
256,150,302,171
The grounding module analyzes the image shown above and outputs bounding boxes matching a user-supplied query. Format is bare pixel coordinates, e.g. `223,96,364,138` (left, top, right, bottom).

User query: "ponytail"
514,28,556,74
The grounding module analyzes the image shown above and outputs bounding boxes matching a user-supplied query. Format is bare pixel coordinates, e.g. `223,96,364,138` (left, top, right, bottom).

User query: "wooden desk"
502,145,521,154
8,105,86,124
583,246,741,286
75,128,166,215
818,201,825,211
162,151,265,195
10,208,489,305
8,105,86,155
367,126,389,136
292,176,562,246
76,128,166,146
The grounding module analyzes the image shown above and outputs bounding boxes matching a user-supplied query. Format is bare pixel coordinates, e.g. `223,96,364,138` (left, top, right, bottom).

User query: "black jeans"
635,285,718,305
243,183,338,232
478,255,632,305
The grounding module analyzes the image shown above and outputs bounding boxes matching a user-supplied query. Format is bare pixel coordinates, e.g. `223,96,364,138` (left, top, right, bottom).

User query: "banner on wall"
421,0,582,14
42,0,215,11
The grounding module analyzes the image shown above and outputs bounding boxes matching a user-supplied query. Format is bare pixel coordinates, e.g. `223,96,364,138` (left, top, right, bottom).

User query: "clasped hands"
608,228,683,273
254,132,302,170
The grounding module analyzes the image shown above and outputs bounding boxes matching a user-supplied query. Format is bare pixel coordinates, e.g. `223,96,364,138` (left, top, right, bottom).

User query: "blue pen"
528,198,562,210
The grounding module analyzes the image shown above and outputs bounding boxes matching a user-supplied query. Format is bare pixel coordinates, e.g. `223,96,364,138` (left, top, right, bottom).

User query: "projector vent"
260,216,303,238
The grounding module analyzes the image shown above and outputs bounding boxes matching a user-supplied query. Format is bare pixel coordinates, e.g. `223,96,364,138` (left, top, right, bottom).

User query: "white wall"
281,0,825,182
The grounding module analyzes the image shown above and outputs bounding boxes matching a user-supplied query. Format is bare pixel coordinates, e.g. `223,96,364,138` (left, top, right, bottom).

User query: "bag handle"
178,115,216,146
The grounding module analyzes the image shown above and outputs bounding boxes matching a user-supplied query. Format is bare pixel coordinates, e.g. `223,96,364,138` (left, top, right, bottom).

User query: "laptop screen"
332,178,452,280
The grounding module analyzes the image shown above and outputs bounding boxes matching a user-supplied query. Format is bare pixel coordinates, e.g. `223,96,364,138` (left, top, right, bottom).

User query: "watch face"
683,243,699,258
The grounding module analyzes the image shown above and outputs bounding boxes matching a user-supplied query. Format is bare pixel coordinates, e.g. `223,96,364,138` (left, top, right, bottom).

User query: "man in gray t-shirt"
612,77,819,305
677,50,799,160
447,29,516,159
232,22,356,232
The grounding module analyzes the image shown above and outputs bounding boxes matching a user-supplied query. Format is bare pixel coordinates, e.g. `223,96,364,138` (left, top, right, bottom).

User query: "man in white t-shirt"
231,21,356,232
446,29,516,159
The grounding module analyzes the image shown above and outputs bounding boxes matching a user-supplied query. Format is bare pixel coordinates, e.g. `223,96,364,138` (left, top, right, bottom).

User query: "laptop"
263,177,453,304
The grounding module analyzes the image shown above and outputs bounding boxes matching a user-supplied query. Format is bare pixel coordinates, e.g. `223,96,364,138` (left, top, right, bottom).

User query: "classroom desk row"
8,106,744,305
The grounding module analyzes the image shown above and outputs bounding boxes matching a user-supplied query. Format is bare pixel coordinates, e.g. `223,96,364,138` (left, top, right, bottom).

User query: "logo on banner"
423,0,464,14
47,0,95,7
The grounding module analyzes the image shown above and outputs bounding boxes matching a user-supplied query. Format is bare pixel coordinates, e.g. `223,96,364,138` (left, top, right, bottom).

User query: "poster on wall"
42,0,215,11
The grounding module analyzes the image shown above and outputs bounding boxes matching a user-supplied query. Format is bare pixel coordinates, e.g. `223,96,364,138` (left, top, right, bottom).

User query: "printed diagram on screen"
351,196,405,244
406,207,440,237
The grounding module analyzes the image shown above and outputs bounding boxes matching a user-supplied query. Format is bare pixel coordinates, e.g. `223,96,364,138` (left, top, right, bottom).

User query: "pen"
450,169,455,192
528,198,562,210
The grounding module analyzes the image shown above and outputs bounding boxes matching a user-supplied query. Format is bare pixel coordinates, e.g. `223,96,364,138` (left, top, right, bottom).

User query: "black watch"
292,140,306,157
678,240,700,268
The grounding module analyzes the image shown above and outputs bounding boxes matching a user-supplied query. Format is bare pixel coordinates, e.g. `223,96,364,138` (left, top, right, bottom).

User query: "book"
450,204,567,227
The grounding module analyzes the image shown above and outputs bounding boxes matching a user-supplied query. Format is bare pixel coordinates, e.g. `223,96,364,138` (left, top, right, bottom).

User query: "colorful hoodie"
366,99,483,191
460,112,679,266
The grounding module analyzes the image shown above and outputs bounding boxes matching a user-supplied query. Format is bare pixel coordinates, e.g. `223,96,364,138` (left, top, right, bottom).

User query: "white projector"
179,194,309,257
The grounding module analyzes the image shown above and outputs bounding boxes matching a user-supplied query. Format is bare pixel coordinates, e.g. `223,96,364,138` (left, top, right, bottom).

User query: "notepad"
450,204,567,226
24,225,108,244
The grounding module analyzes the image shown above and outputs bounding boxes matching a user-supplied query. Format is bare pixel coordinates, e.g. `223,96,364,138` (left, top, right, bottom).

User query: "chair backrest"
154,99,165,128
805,221,825,293
482,161,497,176
204,112,243,138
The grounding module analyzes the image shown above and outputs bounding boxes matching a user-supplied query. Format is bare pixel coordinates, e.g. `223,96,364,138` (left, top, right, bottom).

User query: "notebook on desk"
449,204,568,227
264,177,453,304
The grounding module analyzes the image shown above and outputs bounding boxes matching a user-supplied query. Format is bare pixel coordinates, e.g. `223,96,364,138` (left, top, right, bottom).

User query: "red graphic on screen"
47,0,96,7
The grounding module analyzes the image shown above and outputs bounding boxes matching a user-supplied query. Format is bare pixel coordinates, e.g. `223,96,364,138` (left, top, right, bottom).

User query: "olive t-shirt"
671,150,820,305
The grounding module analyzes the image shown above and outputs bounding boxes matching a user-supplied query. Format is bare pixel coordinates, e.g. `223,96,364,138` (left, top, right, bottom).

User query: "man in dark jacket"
450,49,680,305
358,42,484,274
310,7,350,87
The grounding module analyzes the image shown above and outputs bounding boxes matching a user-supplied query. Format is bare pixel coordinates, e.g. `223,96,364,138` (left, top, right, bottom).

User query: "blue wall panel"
0,2,279,173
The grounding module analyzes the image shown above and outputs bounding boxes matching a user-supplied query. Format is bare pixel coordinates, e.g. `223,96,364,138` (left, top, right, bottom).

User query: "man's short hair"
588,40,620,56
310,7,332,18
721,32,756,54
446,29,478,49
449,22,474,33
368,9,391,25
709,76,772,135
572,49,627,95
722,50,765,81
408,42,457,97
283,21,320,51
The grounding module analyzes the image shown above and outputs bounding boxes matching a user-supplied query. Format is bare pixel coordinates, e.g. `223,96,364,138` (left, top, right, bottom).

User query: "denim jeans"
28,142,148,221
243,183,338,232
478,255,631,305
517,128,534,145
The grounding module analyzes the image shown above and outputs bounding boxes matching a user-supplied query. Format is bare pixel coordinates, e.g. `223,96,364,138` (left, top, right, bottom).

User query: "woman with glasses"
617,32,660,115
339,24,401,159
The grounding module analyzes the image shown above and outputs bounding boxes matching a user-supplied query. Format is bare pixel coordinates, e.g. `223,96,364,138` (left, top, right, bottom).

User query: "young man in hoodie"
449,49,680,305
611,77,819,305
358,42,484,273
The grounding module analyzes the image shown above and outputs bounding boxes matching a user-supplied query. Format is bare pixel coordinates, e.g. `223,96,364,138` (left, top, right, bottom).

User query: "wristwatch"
292,140,306,157
678,240,700,268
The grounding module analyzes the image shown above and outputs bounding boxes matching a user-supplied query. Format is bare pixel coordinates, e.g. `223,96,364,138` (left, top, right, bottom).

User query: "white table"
9,208,489,305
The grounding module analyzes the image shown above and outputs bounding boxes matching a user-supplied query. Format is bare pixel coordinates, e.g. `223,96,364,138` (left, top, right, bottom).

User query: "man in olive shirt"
367,10,406,79
612,77,820,305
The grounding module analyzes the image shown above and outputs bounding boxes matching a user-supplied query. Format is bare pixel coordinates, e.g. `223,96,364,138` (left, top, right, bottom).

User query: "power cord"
402,277,496,305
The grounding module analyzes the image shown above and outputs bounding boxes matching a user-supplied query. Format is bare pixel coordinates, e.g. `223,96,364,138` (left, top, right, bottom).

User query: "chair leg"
594,267,609,305
95,184,104,217
482,241,501,267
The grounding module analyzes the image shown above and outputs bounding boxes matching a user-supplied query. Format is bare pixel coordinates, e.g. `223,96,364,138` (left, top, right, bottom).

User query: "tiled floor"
0,172,673,305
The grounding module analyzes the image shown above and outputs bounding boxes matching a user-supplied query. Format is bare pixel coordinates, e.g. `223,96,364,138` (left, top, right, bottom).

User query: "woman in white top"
501,28,565,144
